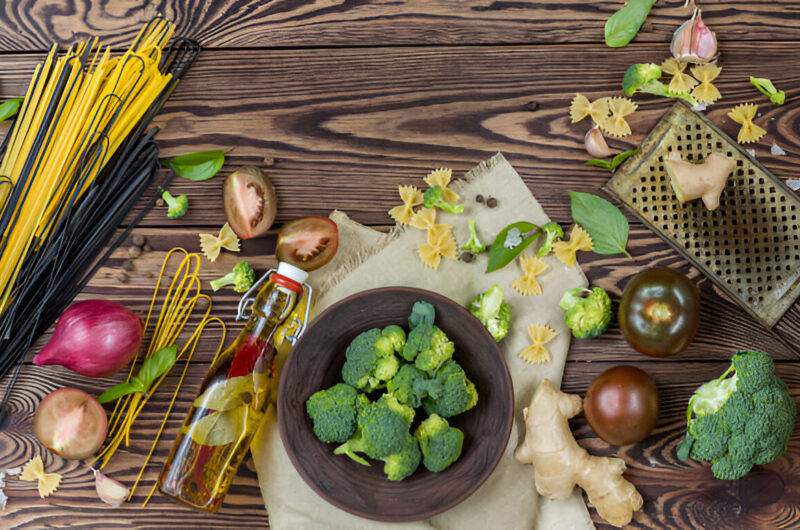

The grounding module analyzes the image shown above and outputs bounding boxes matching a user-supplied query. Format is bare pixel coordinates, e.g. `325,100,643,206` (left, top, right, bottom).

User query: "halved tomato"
223,166,277,239
276,217,339,271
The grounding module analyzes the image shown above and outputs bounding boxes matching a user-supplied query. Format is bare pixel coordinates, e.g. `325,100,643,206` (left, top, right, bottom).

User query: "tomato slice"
276,217,339,271
223,167,277,240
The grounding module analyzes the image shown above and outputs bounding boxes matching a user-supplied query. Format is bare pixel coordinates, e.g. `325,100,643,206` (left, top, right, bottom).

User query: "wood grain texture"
0,0,798,51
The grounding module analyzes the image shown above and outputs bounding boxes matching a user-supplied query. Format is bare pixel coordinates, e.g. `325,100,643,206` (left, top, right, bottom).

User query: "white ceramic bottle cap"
277,261,309,285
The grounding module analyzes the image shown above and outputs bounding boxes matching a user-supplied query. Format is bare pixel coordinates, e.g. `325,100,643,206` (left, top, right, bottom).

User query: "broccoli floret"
622,63,662,96
381,433,422,481
414,326,455,375
414,414,464,472
161,188,188,219
387,363,444,408
408,301,435,329
536,222,564,258
422,359,478,418
461,219,486,253
423,186,464,214
468,285,510,342
381,325,406,353
676,351,797,481
342,328,401,392
305,383,360,443
209,261,256,293
558,286,612,339
342,393,414,459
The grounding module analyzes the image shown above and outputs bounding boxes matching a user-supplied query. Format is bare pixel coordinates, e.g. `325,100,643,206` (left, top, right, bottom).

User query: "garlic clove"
584,126,615,158
94,469,130,508
671,9,717,64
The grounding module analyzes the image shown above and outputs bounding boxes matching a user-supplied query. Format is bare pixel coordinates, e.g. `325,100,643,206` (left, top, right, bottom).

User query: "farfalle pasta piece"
552,225,593,267
661,58,698,94
418,224,458,269
409,207,436,230
519,324,558,364
512,256,549,296
19,456,61,499
570,94,610,125
388,185,424,225
728,104,766,144
690,64,722,103
424,168,459,204
199,223,240,262
599,97,637,137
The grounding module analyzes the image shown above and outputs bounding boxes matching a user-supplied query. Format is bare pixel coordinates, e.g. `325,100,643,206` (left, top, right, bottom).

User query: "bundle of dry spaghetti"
0,18,200,386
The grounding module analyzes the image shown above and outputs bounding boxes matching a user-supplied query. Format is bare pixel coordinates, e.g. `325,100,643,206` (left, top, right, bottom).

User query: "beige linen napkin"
252,153,595,529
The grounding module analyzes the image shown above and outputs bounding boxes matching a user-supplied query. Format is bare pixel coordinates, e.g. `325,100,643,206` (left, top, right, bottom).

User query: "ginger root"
665,151,734,211
514,379,643,527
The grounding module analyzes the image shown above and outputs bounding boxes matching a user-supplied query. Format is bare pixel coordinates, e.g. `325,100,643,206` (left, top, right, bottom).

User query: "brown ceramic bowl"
277,286,514,522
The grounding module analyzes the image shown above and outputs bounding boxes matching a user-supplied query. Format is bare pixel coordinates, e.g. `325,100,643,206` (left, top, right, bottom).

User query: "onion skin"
33,300,143,377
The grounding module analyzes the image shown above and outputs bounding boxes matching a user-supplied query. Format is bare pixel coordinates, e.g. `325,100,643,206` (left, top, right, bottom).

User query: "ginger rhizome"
665,151,734,211
514,379,643,527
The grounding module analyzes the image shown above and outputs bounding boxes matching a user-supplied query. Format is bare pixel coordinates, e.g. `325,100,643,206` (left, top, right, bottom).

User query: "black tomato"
618,267,700,357
276,216,339,271
223,166,277,240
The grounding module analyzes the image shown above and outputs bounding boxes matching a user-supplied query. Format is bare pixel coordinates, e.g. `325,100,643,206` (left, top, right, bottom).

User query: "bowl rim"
277,286,514,522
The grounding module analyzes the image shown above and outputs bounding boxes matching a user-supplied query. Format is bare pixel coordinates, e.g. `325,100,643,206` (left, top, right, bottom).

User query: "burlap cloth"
252,153,595,529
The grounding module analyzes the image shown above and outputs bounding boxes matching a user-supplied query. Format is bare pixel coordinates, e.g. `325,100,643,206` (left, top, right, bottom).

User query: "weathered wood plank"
0,0,798,51
1,360,796,528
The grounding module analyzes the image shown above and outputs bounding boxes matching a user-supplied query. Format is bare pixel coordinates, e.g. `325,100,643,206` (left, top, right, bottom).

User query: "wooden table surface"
1,1,799,528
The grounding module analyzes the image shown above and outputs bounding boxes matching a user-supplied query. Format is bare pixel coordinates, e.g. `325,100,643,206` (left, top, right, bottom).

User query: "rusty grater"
606,101,800,328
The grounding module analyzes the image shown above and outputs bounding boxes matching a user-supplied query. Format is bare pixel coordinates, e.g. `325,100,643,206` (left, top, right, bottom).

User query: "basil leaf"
611,148,640,168
605,0,657,48
194,374,254,411
568,191,631,257
131,376,147,393
163,150,225,181
750,76,785,105
139,345,177,388
190,407,246,446
485,222,541,273
98,382,138,404
584,159,614,169
0,98,23,122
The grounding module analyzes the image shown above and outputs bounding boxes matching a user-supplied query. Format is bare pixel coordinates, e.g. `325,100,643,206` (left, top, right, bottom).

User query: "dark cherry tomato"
618,267,700,357
276,217,339,271
584,365,659,446
223,166,277,239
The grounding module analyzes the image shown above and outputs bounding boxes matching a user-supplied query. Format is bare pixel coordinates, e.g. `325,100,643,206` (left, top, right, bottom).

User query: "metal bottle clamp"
236,268,314,346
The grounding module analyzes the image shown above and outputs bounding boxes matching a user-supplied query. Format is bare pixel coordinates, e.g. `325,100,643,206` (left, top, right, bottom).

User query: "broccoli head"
381,325,406,353
536,222,564,258
209,261,256,293
423,186,464,214
161,189,188,219
381,433,422,481
387,363,444,408
558,286,612,339
422,359,478,418
414,413,464,472
461,219,486,253
305,383,360,443
353,393,415,459
342,328,401,392
413,326,455,375
408,301,435,329
676,350,797,480
469,285,510,342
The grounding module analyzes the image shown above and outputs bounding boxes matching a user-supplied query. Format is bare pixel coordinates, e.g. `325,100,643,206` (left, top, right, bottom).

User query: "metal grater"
606,101,800,328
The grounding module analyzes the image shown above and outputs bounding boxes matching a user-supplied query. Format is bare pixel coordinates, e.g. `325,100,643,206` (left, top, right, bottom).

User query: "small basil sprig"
569,191,632,258
485,222,541,273
98,345,177,404
162,150,225,181
0,97,24,122
750,77,785,105
604,0,657,48
585,148,640,170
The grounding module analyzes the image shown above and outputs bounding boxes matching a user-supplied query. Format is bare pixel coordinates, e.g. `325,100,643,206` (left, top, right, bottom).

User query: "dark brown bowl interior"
277,286,514,522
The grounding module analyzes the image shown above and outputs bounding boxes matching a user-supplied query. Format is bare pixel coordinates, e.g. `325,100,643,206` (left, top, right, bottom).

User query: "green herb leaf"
163,150,225,181
638,80,699,106
190,407,246,446
605,0,657,48
485,221,541,273
0,97,24,122
750,76,786,105
131,376,147,393
139,345,177,388
585,149,639,171
97,382,138,404
584,159,614,169
194,374,255,411
568,191,631,257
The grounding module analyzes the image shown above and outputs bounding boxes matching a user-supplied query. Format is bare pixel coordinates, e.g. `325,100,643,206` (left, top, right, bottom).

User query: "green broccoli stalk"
423,186,464,214
676,351,797,480
469,285,510,342
422,359,478,418
160,188,188,219
414,414,464,472
536,222,564,258
342,328,401,392
209,261,256,293
305,383,360,443
461,219,486,253
558,286,612,339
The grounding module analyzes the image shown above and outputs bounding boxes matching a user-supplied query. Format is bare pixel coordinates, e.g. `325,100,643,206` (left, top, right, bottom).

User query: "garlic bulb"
671,9,717,64
584,126,615,158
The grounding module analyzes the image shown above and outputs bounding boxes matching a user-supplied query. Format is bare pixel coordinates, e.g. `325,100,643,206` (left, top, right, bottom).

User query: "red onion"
33,300,143,377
